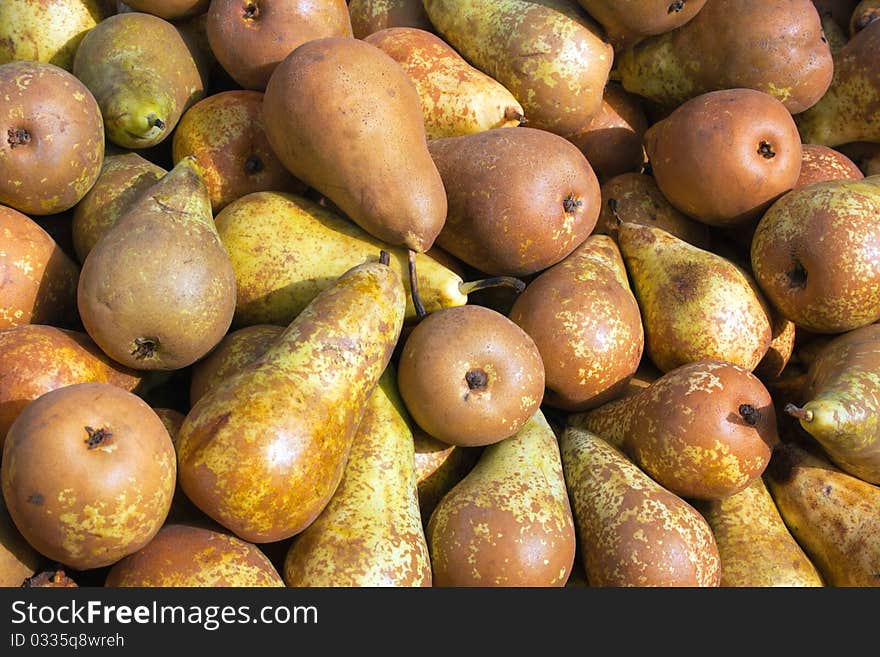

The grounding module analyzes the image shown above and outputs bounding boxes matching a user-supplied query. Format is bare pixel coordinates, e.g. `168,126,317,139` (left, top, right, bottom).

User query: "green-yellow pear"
765,441,880,587
694,477,823,587
426,409,576,586
283,367,431,586
784,323,880,483
176,258,406,543
560,425,721,587
422,0,614,137
618,222,773,373
413,429,481,527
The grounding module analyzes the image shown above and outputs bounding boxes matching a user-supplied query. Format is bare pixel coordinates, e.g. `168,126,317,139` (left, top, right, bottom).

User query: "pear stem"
458,276,526,296
408,249,427,320
784,403,814,422
738,404,760,426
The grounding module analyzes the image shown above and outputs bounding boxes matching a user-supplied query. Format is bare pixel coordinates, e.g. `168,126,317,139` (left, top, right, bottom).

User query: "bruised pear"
262,37,446,253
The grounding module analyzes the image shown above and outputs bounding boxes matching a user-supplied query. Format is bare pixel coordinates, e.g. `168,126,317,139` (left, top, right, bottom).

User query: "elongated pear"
569,359,779,500
508,235,644,411
784,323,880,483
427,410,576,586
765,442,880,586
422,0,613,137
77,156,236,370
694,477,823,587
176,259,406,543
560,426,720,587
262,37,446,253
796,20,880,146
284,367,431,586
618,222,772,373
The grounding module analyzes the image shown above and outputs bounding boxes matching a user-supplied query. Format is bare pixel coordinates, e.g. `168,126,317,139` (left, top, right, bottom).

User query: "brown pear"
569,359,779,501
795,144,865,188
348,0,434,38
0,493,40,587
413,428,481,527
574,0,708,50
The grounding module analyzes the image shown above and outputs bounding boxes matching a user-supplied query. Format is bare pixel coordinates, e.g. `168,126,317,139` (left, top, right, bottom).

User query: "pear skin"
215,191,467,327
348,0,434,38
413,428,481,527
795,144,864,189
765,441,880,586
694,477,823,587
618,222,773,372
560,425,721,587
426,409,576,586
569,359,779,500
283,367,431,586
0,494,40,587
574,0,707,50
508,234,644,411
77,156,236,370
364,27,524,140
784,323,880,483
422,0,614,137
176,259,406,543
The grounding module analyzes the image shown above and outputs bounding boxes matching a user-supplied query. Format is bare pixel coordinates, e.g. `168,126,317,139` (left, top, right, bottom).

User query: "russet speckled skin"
792,323,880,483
348,0,434,39
795,144,864,189
189,324,284,406
283,368,432,586
71,153,166,264
753,312,796,381
594,173,711,249
122,0,208,20
398,305,545,447
429,127,601,277
619,222,773,373
77,157,237,371
172,90,304,213
176,260,406,543
423,0,613,137
215,192,466,328
0,61,105,216
1,382,176,571
694,477,823,587
569,359,779,500
0,206,80,330
427,410,576,586
365,27,524,140
413,427,481,527
750,176,880,334
560,426,720,587
73,12,207,149
0,494,40,587
0,324,145,447
796,20,880,146
618,0,833,115
575,0,707,50
765,442,880,587
105,523,284,587
0,0,113,71
509,235,644,412
645,88,803,227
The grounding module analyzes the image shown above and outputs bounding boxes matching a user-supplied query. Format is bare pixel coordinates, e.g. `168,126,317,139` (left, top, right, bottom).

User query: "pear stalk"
784,403,814,423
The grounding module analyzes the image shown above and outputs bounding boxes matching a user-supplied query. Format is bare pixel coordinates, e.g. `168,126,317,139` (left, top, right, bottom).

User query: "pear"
764,441,880,587
508,234,644,412
618,222,773,373
569,359,779,500
262,36,446,253
784,323,880,483
616,0,833,114
0,0,113,71
363,27,525,140
574,0,707,50
0,493,40,587
560,425,720,587
796,20,880,146
71,152,167,263
694,477,823,587
427,409,576,586
176,258,406,543
77,156,236,371
850,0,880,34
413,428,481,527
422,0,614,137
283,367,431,586
348,0,434,38
795,144,864,188
73,12,208,149
215,191,470,327
750,176,880,334
753,311,797,382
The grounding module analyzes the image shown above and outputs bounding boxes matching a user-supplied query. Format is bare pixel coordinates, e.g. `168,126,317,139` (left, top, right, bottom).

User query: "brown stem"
504,107,526,125
784,403,814,422
379,250,390,266
408,249,426,319
458,276,526,296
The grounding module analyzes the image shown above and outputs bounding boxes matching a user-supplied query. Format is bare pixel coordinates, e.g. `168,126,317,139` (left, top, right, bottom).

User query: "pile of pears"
1,0,880,589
